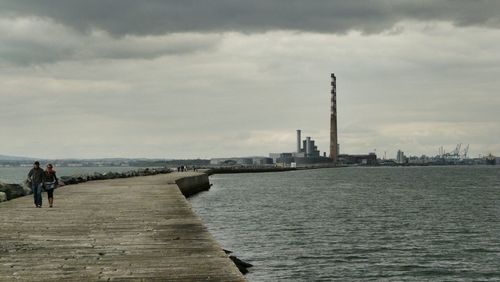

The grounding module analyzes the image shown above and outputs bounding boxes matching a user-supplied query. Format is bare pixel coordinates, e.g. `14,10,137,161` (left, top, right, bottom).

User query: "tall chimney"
306,137,312,157
330,73,338,162
296,129,301,153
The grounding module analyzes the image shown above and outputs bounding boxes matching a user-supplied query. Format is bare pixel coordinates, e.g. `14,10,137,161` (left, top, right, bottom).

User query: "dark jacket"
28,167,45,185
44,171,58,184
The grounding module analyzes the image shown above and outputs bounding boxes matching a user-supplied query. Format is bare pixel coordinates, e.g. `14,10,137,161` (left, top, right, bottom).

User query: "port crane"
462,144,469,159
438,143,470,161
453,144,462,156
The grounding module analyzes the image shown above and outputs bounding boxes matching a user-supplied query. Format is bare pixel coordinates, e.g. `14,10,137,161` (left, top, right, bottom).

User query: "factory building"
269,130,331,166
210,157,273,166
338,153,377,166
396,150,407,164
269,153,294,165
293,130,321,158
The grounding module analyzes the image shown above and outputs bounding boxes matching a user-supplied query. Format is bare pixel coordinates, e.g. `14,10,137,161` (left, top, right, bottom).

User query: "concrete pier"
0,172,245,281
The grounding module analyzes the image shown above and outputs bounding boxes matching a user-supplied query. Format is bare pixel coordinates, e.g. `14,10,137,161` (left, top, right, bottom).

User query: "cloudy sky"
1,0,499,159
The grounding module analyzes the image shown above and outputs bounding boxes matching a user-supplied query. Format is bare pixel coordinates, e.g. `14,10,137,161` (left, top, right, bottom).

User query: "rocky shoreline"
0,167,171,203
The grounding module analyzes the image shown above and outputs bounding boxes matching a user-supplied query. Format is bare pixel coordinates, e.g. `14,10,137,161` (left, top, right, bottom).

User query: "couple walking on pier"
27,161,58,208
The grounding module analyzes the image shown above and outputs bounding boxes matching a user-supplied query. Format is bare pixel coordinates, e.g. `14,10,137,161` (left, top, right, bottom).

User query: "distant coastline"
1,153,498,170
0,157,210,168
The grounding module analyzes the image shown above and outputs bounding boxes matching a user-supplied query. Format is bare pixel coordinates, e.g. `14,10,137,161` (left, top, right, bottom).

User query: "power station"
269,74,339,165
214,73,384,166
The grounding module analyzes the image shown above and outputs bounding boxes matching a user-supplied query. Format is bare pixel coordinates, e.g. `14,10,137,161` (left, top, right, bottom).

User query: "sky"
1,0,499,159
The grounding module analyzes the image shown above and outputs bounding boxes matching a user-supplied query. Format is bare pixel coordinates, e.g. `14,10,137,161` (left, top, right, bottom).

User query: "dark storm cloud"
1,0,500,36
0,16,221,65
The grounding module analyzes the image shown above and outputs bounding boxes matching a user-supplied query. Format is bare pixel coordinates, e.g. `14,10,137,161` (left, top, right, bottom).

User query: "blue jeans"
32,183,43,206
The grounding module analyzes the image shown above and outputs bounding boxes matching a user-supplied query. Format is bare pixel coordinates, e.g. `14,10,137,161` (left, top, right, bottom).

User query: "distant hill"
0,154,34,161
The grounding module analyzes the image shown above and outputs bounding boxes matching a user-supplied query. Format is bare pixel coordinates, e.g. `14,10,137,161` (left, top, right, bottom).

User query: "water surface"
0,166,140,184
190,166,500,281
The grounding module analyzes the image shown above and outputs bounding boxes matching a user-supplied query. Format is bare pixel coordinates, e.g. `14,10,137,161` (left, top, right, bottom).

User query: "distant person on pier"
27,161,45,208
44,164,58,208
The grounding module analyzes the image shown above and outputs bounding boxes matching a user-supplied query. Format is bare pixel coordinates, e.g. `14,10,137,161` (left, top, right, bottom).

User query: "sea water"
0,166,139,184
189,166,500,281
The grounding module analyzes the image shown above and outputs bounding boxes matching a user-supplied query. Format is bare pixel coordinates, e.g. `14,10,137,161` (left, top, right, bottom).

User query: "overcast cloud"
2,0,500,36
0,1,499,159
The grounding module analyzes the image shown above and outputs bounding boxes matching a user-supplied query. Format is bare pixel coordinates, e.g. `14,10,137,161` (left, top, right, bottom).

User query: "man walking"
28,161,45,208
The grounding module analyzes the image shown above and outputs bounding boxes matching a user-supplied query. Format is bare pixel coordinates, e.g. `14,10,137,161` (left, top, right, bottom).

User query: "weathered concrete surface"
0,172,245,281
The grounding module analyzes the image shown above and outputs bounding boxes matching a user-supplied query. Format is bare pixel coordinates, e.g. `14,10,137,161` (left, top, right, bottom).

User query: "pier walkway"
0,172,245,281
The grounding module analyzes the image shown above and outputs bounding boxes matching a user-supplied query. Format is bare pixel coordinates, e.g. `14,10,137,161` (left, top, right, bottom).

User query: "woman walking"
44,164,58,208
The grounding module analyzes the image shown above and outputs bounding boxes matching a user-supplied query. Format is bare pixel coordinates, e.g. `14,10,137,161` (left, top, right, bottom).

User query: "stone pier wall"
175,173,211,197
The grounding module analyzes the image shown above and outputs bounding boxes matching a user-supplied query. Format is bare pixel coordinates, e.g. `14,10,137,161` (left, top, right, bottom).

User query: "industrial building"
210,157,273,166
294,130,321,158
396,150,407,164
269,130,331,166
293,130,331,164
338,153,377,166
269,152,294,165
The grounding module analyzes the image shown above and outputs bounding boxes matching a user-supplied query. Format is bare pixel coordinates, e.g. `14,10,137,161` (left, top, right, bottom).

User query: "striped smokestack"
296,129,301,153
330,73,338,162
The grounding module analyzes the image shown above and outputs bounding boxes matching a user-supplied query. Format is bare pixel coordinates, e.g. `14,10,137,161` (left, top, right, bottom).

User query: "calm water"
0,166,141,184
190,166,500,281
